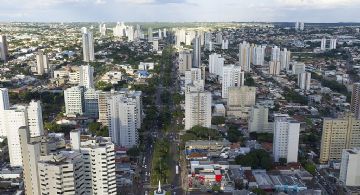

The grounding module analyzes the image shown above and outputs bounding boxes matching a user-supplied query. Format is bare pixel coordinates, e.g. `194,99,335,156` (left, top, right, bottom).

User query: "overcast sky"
0,0,359,22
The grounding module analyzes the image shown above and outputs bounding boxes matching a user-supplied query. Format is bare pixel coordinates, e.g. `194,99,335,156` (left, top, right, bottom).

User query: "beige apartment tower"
320,113,360,163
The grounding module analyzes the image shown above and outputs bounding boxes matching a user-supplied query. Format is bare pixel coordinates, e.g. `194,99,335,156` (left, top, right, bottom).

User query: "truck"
176,165,179,175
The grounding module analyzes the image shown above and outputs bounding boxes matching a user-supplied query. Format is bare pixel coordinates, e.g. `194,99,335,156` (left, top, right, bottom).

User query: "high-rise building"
178,50,192,74
108,91,142,147
330,38,337,50
163,28,167,38
153,39,159,51
192,35,201,68
0,88,10,136
295,22,304,31
295,22,299,30
239,41,251,72
299,22,305,31
37,151,86,194
351,83,360,119
271,46,281,62
64,86,85,116
248,105,271,133
82,27,95,62
27,100,44,137
205,41,214,51
269,61,281,75
19,126,41,195
280,48,291,70
204,32,211,45
84,88,99,118
36,51,49,75
0,88,9,111
273,114,300,163
127,26,134,42
1,98,44,167
320,114,360,163
78,137,117,194
321,37,327,51
185,86,212,130
221,39,229,50
4,106,28,167
209,53,224,77
292,62,306,75
20,127,117,195
99,23,106,36
79,65,94,89
0,35,8,62
185,68,203,86
216,32,223,44
252,45,265,66
339,148,360,186
298,72,311,91
222,65,245,98
113,22,126,37
175,29,186,48
148,27,153,42
227,86,256,118
158,29,162,39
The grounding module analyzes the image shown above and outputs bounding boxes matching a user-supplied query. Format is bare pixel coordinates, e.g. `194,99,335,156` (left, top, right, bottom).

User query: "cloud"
0,0,360,22
276,0,359,8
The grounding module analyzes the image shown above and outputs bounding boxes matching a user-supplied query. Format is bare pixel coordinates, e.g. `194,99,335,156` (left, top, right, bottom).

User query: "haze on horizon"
0,0,360,23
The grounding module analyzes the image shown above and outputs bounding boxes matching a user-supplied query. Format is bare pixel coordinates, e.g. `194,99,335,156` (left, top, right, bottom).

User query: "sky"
0,0,360,22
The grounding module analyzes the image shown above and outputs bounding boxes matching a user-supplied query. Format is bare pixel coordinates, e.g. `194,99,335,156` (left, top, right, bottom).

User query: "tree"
227,126,243,143
279,158,287,165
212,116,226,125
95,81,112,91
252,188,266,195
181,126,222,142
127,147,140,157
235,149,272,170
304,162,316,175
88,122,108,137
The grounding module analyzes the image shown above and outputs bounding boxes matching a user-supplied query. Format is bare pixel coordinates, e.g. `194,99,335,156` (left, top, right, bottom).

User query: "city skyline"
1,0,360,22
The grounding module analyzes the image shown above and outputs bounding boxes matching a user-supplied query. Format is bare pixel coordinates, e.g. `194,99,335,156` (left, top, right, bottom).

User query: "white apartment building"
248,105,271,133
79,65,94,89
292,62,306,75
178,50,192,74
321,37,327,51
79,137,117,194
269,61,281,75
64,86,84,116
82,27,95,62
185,68,203,86
339,148,360,186
222,65,244,98
280,48,291,70
273,114,300,163
209,53,224,77
330,38,337,50
271,46,281,62
4,106,28,167
298,72,311,91
36,51,49,75
0,88,10,136
185,86,212,130
27,100,44,137
108,91,142,147
252,45,265,66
